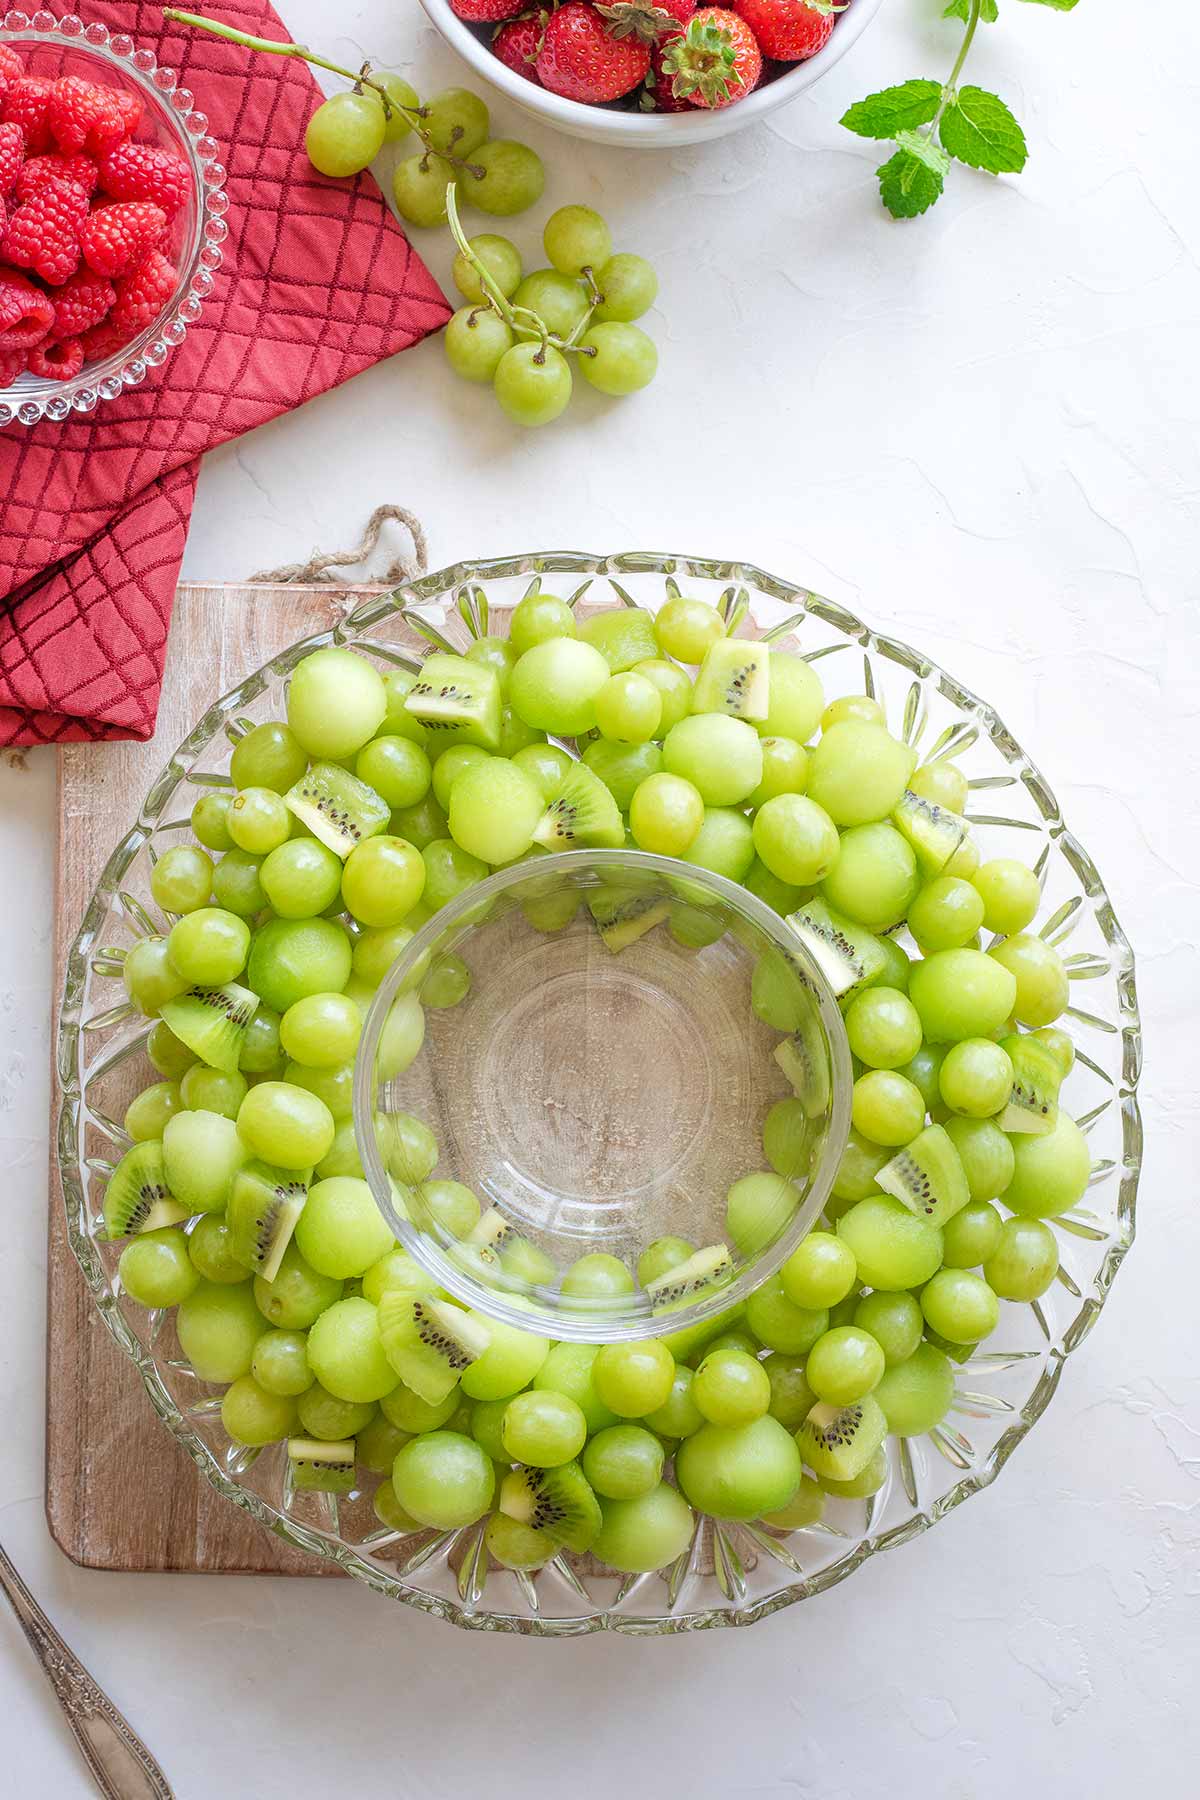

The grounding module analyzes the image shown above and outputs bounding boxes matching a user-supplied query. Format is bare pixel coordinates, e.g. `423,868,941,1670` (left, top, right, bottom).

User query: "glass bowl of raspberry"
0,10,227,427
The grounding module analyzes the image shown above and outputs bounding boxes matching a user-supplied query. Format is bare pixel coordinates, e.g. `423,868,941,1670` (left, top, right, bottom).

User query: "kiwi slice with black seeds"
891,790,967,875
876,1123,970,1227
533,764,625,851
378,1294,492,1405
103,1140,188,1239
284,762,390,858
403,652,502,750
646,1244,733,1305
785,899,886,997
797,1396,887,1482
498,1460,602,1552
159,981,258,1074
692,639,770,721
287,1437,356,1494
226,1160,310,1281
997,1033,1061,1136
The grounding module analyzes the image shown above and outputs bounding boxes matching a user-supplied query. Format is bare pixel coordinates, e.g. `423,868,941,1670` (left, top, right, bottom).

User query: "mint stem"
932,0,982,131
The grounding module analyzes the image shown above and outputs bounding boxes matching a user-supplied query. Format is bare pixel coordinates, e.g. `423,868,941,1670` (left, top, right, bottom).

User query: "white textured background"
2,0,1198,1794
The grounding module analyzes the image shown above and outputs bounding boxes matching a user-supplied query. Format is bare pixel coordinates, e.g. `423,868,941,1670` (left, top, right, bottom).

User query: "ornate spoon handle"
0,1542,174,1800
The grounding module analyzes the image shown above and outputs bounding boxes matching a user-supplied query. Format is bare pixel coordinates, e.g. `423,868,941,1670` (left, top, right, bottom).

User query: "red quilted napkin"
0,1,450,747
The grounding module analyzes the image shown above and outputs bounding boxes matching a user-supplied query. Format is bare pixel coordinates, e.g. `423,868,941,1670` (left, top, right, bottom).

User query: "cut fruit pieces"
159,981,258,1074
645,1243,733,1304
785,898,886,997
226,1160,310,1281
403,652,502,750
578,606,658,673
876,1123,970,1228
773,990,833,1121
797,1396,888,1482
287,1437,356,1494
284,763,390,858
104,1140,187,1239
593,892,670,952
891,790,967,876
378,1294,492,1405
692,639,770,722
498,1460,602,1552
467,1206,515,1255
996,1033,1061,1136
533,764,624,850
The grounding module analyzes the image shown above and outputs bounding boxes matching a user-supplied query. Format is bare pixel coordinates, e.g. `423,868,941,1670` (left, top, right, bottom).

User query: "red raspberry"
97,139,192,216
1,75,54,153
28,334,85,381
0,121,21,197
0,45,24,84
0,344,28,385
450,0,529,18
49,267,116,342
2,176,88,286
79,200,166,279
0,270,54,350
16,151,99,203
106,248,177,344
48,76,141,157
493,13,546,83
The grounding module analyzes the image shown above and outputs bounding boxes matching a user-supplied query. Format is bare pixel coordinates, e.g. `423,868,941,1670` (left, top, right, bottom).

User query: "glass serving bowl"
358,848,850,1344
57,551,1141,1635
0,11,228,428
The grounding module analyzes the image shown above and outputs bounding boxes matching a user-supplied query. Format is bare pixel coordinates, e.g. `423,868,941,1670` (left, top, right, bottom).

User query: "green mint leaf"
1016,0,1079,10
895,129,951,175
939,86,1027,173
876,147,946,219
944,0,999,21
841,80,943,139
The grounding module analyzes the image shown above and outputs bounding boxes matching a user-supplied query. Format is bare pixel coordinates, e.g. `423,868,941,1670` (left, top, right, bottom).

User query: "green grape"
1001,1110,1090,1217
873,1341,955,1436
510,638,609,736
939,1199,1003,1269
352,925,419,990
453,233,523,303
497,704,545,758
221,1375,298,1447
578,322,657,396
745,1276,827,1355
667,902,724,949
725,1172,800,1257
259,838,343,920
944,834,980,879
151,845,213,915
444,305,514,383
644,1365,704,1439
465,635,517,698
511,742,573,801
762,1097,810,1178
691,1329,759,1367
805,1325,885,1404
751,794,840,886
533,1343,619,1435
807,720,912,827
676,1415,801,1521
460,1315,550,1400
759,1353,813,1430
501,1236,557,1286
431,745,490,814
749,736,809,809
188,1213,251,1285
761,1474,826,1530
836,1196,943,1291
852,1290,923,1366
582,738,663,809
593,1340,675,1418
393,153,450,226
391,792,449,850
493,343,572,427
909,758,968,813
822,695,884,731
972,859,1041,936
167,907,249,985
508,591,576,656
543,203,612,275
227,787,290,856
1033,1025,1075,1077
448,758,543,864
938,1037,1013,1117
306,1296,396,1403
306,91,386,177
653,596,723,664
851,1069,926,1147
485,1512,556,1569
631,659,691,733
118,1227,199,1308
373,70,419,143
502,1390,588,1467
467,1396,510,1461
392,1431,495,1530
636,1235,695,1288
253,1239,343,1328
421,953,471,1009
379,670,429,745
908,875,986,953
900,1043,946,1111
594,671,662,744
872,935,911,993
361,1245,432,1306
560,1252,635,1302
279,992,361,1068
317,1119,364,1179
663,714,762,806
146,1020,197,1079
821,822,918,932
287,648,387,761
179,1064,247,1121
230,721,307,794
177,1280,266,1383
844,987,923,1070
251,1329,312,1397
817,1447,889,1499
423,85,490,156
984,1216,1059,1300
341,835,425,928
513,268,589,338
908,948,1016,1044
356,1412,411,1475
297,1385,375,1441
459,140,545,215
779,1231,857,1309
418,1178,481,1240
284,1060,354,1122
211,848,267,919
988,933,1069,1028
756,651,823,744
921,1268,999,1344
593,253,657,323
593,1483,694,1574
693,1349,770,1427
237,1081,334,1169
356,736,431,810
742,856,807,917
629,771,703,855
581,1425,663,1500
832,1127,892,1202
191,791,234,852
124,1079,182,1142
375,990,425,1080
293,1176,393,1279
239,1005,284,1076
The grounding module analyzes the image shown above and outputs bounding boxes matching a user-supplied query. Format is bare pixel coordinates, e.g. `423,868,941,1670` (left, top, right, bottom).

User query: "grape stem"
444,184,597,360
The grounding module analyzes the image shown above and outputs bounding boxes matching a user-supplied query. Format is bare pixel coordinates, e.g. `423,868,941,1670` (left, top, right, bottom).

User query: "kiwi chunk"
287,1436,356,1494
227,1160,310,1281
403,652,501,750
498,1460,602,1552
798,1397,888,1482
159,982,258,1074
996,1033,1060,1136
378,1295,492,1405
284,762,390,858
876,1123,970,1228
785,898,886,997
891,790,967,876
467,1206,515,1255
646,1243,733,1305
594,892,671,952
533,764,625,851
692,639,770,721
103,1141,187,1239
773,996,833,1121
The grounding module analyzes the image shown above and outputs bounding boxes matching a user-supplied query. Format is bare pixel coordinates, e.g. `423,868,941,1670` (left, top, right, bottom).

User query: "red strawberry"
0,45,24,84
97,139,191,215
49,267,116,342
104,248,177,346
659,6,761,107
79,200,166,279
599,0,695,37
0,345,28,385
48,76,140,157
493,13,547,83
735,0,840,60
0,121,20,196
1,175,88,285
28,334,85,381
1,75,55,153
450,0,529,17
0,270,54,350
645,42,693,110
16,151,99,203
537,2,651,103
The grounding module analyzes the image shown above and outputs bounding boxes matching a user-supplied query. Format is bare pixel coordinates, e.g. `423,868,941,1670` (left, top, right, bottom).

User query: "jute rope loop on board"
248,504,428,588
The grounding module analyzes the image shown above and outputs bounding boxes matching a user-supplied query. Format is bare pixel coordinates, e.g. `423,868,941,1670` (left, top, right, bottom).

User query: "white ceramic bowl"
418,0,888,147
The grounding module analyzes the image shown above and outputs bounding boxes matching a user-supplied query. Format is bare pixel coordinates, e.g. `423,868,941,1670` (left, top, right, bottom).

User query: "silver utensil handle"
0,1543,174,1800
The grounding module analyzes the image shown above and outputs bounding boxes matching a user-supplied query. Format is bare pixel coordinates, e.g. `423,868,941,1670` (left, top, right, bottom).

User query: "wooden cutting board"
46,580,398,1575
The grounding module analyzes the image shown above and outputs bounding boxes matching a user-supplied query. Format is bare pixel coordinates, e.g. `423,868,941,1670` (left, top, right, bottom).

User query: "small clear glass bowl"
0,11,228,428
58,552,1141,1635
359,849,850,1345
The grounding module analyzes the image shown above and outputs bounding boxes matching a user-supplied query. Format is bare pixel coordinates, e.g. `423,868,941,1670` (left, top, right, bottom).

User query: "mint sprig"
843,0,1080,221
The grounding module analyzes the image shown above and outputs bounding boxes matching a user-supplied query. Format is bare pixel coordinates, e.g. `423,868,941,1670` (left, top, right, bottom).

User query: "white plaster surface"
1,0,1198,1793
